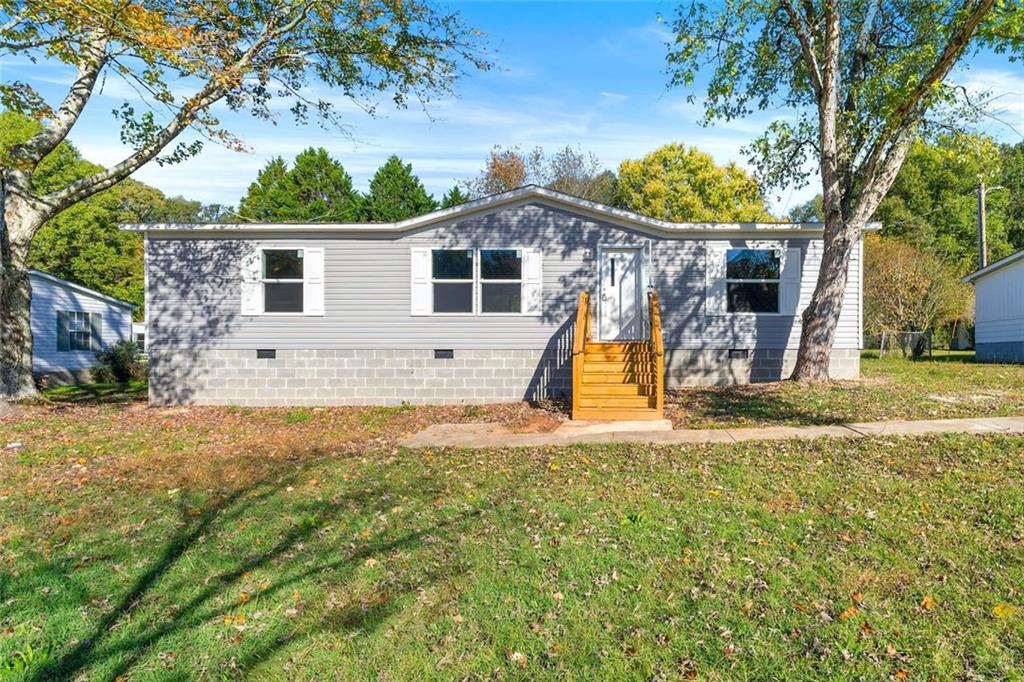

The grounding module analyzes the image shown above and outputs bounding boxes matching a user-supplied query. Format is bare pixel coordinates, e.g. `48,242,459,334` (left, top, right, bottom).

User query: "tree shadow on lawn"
666,384,850,427
41,380,148,406
19,455,484,681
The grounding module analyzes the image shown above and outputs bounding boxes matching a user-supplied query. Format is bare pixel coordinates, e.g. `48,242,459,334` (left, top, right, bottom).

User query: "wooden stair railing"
571,291,592,419
647,289,665,417
571,289,664,421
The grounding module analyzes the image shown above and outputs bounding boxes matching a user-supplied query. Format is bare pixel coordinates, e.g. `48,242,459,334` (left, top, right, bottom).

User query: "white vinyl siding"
974,256,1024,344
29,272,133,374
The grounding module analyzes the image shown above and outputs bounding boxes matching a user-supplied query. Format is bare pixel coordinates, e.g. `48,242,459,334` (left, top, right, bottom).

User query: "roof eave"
29,269,137,309
961,249,1024,284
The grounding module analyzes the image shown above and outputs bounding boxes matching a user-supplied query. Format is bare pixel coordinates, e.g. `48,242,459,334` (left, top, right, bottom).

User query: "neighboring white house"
963,249,1024,363
29,270,136,383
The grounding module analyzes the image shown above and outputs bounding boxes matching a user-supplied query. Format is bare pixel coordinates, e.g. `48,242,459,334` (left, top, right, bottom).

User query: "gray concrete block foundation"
148,347,862,406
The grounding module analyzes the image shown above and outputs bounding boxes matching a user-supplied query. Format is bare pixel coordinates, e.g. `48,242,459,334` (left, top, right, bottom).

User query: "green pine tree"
440,186,470,208
237,148,361,222
285,147,362,221
237,157,293,221
363,155,438,221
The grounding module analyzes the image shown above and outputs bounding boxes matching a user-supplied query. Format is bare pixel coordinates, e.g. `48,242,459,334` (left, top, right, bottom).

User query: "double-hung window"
56,310,100,352
725,248,781,313
262,249,304,313
479,249,523,314
67,311,93,350
431,249,475,313
429,248,527,314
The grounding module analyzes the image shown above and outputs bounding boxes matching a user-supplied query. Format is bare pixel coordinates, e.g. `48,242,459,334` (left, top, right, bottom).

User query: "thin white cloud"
599,91,628,106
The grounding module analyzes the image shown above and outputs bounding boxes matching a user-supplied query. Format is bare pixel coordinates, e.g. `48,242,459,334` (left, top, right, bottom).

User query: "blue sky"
3,1,1023,214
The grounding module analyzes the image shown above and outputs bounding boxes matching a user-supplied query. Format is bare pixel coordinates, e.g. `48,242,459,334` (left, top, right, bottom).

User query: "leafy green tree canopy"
362,155,437,221
238,148,361,222
788,195,824,222
874,133,1015,274
616,143,772,222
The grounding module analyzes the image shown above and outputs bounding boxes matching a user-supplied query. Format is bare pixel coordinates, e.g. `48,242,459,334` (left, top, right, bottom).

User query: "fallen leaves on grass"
993,602,1018,619
838,606,860,621
921,595,937,611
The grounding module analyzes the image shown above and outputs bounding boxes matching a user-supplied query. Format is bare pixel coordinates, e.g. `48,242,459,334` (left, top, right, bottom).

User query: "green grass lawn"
41,380,148,405
667,352,1024,428
2,378,1023,678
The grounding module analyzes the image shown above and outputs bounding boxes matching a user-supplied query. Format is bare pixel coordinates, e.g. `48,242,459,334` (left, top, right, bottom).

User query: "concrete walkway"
399,416,1024,449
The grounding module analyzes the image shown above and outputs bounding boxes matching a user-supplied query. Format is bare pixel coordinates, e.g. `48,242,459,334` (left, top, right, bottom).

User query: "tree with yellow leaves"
0,0,489,399
616,143,773,223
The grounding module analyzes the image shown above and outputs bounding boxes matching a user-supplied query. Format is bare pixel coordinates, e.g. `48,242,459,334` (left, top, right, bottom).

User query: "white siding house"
125,186,876,406
30,270,136,382
963,249,1024,363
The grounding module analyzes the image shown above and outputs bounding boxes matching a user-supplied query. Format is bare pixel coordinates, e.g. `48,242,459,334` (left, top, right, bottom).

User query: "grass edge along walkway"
400,415,1024,449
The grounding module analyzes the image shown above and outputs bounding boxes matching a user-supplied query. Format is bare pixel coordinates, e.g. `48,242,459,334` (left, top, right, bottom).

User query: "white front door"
599,247,644,340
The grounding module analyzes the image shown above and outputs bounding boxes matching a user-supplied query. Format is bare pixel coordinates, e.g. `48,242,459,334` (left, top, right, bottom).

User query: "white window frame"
430,248,476,316
260,247,305,316
67,311,92,351
477,248,525,317
428,248,529,316
724,247,783,316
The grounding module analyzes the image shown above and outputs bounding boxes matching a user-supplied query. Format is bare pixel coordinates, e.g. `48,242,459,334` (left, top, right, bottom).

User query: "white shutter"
240,247,262,315
780,246,802,315
704,244,728,315
303,248,325,316
410,248,431,315
522,248,543,315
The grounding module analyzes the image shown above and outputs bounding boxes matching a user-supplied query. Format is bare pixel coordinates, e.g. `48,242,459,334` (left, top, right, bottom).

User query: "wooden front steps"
571,292,665,421
574,341,661,419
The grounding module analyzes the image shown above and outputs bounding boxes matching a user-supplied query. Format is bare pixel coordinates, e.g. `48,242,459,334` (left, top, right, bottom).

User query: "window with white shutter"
705,243,801,316
412,247,542,316
241,245,325,316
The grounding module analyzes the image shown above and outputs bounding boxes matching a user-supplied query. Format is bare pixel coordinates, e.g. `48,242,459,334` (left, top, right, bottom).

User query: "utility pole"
976,183,1006,270
977,182,988,269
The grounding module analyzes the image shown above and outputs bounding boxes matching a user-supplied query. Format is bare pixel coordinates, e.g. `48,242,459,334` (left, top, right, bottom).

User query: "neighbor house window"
479,249,523,314
431,249,474,313
57,310,100,352
262,249,304,313
67,311,92,350
726,248,780,313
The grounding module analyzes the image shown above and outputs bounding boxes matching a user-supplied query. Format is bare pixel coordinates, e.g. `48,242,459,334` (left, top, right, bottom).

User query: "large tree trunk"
1,182,44,401
791,214,862,381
